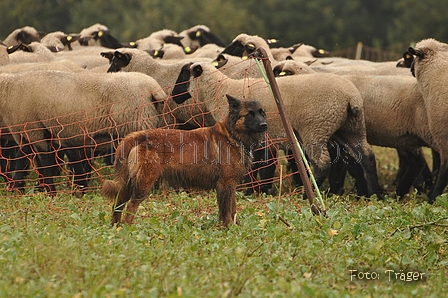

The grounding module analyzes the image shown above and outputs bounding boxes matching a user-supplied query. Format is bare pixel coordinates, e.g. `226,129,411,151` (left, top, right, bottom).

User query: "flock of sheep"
0,23,446,204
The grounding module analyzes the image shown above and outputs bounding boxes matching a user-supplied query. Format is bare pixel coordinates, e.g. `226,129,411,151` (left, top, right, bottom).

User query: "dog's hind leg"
122,162,161,225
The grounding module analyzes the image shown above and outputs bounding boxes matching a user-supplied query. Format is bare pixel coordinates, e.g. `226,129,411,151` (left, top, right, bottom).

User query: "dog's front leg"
216,180,239,226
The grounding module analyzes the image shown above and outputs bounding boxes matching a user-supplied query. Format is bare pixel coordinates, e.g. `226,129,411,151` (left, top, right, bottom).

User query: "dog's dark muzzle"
258,121,268,132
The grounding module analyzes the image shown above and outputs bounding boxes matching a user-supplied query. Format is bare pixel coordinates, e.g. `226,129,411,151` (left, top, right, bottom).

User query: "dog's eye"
247,111,255,117
259,109,266,117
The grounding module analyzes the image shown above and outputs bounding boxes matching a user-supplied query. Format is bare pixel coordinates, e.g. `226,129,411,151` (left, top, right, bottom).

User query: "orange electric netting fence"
0,57,305,198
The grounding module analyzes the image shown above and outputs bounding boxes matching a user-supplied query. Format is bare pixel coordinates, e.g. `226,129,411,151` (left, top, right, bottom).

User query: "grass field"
1,147,447,297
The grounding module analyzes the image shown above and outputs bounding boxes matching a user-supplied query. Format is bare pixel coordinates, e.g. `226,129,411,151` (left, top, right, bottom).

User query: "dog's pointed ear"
226,94,241,110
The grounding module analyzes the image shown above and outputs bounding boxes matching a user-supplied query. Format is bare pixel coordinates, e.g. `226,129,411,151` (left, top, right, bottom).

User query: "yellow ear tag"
98,31,103,37
318,49,325,54
185,46,191,53
268,39,278,43
67,35,72,41
212,61,219,67
8,46,13,49
196,31,201,37
405,54,411,59
247,43,255,49
154,50,159,56
242,56,248,60
279,71,286,76
130,42,135,46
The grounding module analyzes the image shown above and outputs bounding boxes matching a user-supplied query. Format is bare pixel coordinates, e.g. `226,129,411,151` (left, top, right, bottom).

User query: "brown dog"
102,94,268,226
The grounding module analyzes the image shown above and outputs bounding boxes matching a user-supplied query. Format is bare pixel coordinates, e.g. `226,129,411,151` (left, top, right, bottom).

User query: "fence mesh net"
0,57,311,198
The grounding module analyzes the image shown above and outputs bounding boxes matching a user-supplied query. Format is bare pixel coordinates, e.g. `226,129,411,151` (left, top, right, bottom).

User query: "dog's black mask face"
227,95,268,134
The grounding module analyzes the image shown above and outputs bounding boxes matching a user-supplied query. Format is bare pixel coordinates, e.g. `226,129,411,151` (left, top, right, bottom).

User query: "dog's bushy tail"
102,132,142,201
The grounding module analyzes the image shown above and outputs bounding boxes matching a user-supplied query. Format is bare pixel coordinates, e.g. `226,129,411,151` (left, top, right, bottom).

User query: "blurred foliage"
0,0,447,51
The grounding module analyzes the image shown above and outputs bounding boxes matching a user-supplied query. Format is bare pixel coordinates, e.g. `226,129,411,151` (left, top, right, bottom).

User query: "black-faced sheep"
170,61,383,197
130,29,184,52
0,70,167,193
178,25,226,49
77,23,124,49
408,38,448,203
101,48,215,129
274,60,436,197
3,26,44,46
40,31,81,51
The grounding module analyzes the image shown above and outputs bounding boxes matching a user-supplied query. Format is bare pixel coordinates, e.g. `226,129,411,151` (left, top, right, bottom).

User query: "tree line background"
1,0,446,59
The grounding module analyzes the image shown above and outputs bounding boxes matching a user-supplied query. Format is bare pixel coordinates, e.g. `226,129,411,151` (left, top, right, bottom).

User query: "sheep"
270,43,330,61
101,48,215,129
274,60,436,197
77,23,124,49
408,38,448,203
54,46,112,70
169,61,383,197
178,25,226,49
7,42,56,64
40,31,81,51
130,29,184,52
3,26,43,46
0,70,167,193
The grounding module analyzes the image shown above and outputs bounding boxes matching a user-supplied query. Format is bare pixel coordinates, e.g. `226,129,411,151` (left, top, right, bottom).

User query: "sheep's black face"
220,40,246,57
408,47,424,77
171,63,193,104
106,52,131,72
163,35,184,47
16,31,40,45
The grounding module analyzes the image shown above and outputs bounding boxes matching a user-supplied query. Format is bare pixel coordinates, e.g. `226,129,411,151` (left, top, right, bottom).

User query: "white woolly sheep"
130,29,184,52
101,48,215,129
271,43,330,61
274,60,436,197
54,46,112,69
77,23,123,49
170,61,383,197
7,42,55,64
3,26,43,46
178,25,226,49
408,38,448,203
40,31,81,51
0,70,167,193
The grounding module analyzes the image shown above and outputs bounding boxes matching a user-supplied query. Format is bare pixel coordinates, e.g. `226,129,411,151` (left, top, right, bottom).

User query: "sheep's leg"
35,152,58,194
428,158,448,204
334,136,383,198
64,148,92,192
395,148,427,198
244,144,277,195
300,137,332,188
6,144,30,193
216,179,238,226
328,141,348,195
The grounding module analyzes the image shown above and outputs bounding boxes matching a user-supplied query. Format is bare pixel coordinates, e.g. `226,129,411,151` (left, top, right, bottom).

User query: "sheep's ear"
226,94,241,110
192,64,203,78
212,54,228,68
289,43,303,53
273,65,283,77
113,51,131,64
6,44,22,54
408,47,424,58
146,49,164,58
184,45,198,54
163,35,184,47
100,51,114,62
